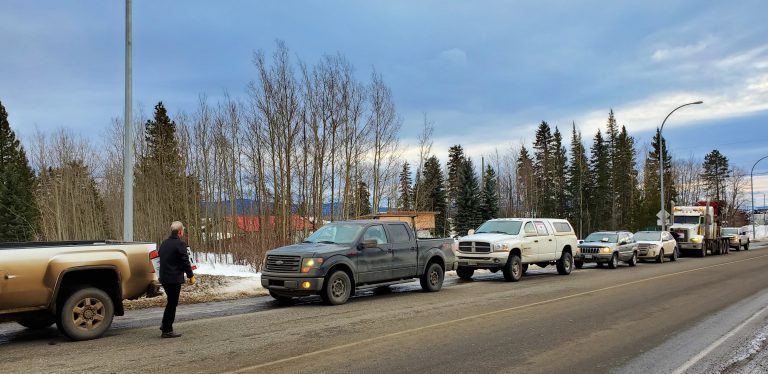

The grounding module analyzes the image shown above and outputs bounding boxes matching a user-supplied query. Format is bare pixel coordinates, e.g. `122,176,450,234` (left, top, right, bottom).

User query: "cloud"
436,48,468,66
651,39,711,62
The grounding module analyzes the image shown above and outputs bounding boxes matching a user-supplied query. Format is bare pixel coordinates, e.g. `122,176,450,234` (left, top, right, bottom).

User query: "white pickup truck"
455,218,578,281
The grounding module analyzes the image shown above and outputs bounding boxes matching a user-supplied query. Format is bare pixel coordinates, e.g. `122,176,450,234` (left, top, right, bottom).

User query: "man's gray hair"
170,221,184,235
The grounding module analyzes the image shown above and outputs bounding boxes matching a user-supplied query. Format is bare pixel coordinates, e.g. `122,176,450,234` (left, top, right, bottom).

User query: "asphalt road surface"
2,243,768,374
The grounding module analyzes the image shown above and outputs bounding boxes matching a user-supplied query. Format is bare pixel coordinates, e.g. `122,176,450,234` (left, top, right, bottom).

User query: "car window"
552,222,573,233
524,222,537,235
534,221,549,235
363,225,389,244
388,224,411,244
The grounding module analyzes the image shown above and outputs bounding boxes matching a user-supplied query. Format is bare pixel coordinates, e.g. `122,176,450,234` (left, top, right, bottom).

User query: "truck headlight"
301,257,324,273
599,247,612,254
493,243,510,252
690,237,702,243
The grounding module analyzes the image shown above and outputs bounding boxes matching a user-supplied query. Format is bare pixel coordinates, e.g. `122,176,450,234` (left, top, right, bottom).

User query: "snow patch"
193,252,261,278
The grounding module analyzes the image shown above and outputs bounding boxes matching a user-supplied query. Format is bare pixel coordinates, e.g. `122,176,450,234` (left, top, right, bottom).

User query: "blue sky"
1,1,768,196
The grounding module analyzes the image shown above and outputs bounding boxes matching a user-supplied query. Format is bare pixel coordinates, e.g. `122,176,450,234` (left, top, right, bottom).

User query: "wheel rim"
513,259,521,278
429,268,439,286
565,255,572,271
72,297,105,331
612,255,617,267
331,277,346,298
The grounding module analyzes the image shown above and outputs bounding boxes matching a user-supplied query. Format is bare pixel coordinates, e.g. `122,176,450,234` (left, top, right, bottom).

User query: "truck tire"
700,246,706,257
321,270,352,305
456,266,474,280
502,254,522,282
556,252,573,275
17,316,55,329
670,247,679,261
56,287,114,341
627,252,637,267
656,249,665,263
608,253,619,269
574,260,584,269
269,290,294,305
745,241,750,251
420,262,444,292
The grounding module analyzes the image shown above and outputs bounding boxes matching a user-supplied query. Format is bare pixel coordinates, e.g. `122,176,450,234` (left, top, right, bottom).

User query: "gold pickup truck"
0,241,161,340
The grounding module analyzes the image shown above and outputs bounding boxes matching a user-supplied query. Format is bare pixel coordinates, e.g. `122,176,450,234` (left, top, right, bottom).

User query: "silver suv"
575,231,638,269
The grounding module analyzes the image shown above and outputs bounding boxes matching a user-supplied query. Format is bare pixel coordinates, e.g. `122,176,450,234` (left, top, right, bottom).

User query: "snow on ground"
193,252,261,279
744,225,768,240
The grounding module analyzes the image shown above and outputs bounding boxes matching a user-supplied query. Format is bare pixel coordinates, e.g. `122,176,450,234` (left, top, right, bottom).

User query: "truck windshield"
674,216,700,225
304,224,365,244
475,221,522,235
634,232,661,241
584,232,618,243
721,228,739,235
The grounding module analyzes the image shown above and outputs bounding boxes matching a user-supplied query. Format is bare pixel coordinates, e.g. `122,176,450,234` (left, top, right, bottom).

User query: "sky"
1,0,768,202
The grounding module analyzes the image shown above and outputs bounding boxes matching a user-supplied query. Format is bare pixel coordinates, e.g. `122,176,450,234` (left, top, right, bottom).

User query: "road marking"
224,252,768,373
671,304,768,374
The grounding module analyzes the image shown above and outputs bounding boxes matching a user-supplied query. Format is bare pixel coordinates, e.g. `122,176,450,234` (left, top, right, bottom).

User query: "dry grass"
123,275,268,310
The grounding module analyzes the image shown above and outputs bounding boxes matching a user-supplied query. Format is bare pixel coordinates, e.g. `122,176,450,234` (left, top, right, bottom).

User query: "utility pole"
123,0,134,241
751,155,768,240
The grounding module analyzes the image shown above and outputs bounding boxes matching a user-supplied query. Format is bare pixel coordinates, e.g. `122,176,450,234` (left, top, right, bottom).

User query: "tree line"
0,43,749,268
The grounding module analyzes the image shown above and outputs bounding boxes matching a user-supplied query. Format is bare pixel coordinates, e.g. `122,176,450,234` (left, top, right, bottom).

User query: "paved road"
1,244,767,373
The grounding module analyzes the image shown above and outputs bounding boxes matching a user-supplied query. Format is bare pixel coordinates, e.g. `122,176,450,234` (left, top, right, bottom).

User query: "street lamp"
123,0,134,241
751,155,768,240
659,100,703,232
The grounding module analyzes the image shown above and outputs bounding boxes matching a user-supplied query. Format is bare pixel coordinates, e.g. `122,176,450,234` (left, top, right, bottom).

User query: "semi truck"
669,201,731,257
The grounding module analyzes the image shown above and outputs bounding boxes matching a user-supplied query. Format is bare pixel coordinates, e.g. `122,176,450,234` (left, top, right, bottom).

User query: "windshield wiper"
478,230,508,234
302,240,314,243
318,240,336,244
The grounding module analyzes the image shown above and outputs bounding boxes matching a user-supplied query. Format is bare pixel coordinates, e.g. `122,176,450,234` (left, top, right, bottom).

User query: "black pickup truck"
261,220,457,305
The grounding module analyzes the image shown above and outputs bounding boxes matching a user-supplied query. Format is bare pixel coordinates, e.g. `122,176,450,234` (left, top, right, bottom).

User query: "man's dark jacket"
158,234,194,284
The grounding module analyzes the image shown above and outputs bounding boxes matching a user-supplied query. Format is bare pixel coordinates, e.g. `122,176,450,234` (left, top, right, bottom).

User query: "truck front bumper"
679,243,703,250
456,254,506,269
574,253,613,263
261,273,325,295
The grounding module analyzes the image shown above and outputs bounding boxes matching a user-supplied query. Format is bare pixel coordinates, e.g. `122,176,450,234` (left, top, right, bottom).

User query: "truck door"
357,225,393,283
533,221,557,260
387,223,418,279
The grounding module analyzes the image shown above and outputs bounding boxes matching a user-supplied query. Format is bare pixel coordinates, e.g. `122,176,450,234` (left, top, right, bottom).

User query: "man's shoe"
161,331,182,338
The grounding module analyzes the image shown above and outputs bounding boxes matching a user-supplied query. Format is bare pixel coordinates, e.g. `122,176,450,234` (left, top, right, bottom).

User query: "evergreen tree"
446,145,465,230
398,161,412,210
355,180,371,216
455,157,481,235
605,110,620,228
701,149,729,203
614,126,640,230
516,146,536,216
0,101,38,241
144,101,180,175
533,121,553,216
480,165,499,221
551,127,568,218
588,130,611,230
640,128,676,229
566,123,589,237
423,156,448,236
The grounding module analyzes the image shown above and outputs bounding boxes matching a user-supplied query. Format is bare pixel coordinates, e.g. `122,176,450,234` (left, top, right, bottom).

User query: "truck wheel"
420,262,444,292
608,254,619,269
670,247,679,261
627,252,637,267
574,260,584,269
17,316,55,329
456,266,474,280
522,264,529,274
322,270,351,305
656,249,665,263
700,247,706,257
269,290,294,305
745,241,750,251
502,254,522,282
56,287,114,341
556,252,573,275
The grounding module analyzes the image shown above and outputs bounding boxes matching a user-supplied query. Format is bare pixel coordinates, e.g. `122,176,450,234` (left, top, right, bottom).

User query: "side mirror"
358,239,377,249
741,232,747,236
619,240,627,245
467,229,475,235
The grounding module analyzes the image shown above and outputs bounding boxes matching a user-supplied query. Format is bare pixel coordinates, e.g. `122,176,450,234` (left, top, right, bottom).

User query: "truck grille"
265,255,301,272
580,247,601,254
458,241,491,253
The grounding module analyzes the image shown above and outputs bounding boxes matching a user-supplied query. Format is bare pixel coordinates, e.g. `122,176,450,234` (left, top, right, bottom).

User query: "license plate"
584,254,593,259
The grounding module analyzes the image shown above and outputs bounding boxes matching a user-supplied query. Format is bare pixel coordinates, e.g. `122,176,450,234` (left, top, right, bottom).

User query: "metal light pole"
659,101,703,232
123,0,134,241
751,155,768,240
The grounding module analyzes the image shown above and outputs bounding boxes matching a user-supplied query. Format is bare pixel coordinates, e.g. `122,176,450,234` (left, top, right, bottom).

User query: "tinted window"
524,222,537,235
534,221,549,235
553,222,573,233
363,225,388,244
388,224,411,244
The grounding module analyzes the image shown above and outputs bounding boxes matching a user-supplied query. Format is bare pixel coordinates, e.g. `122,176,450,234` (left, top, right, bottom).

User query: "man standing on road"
158,221,196,338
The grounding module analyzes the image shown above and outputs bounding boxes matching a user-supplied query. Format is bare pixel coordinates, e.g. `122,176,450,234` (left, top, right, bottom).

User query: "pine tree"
701,149,729,203
588,130,610,230
566,123,589,237
455,157,481,235
480,165,499,221
423,156,448,236
398,161,412,211
446,145,465,231
144,101,181,175
640,128,676,229
551,127,568,218
605,110,620,228
516,146,536,216
355,180,371,216
533,121,553,216
614,126,640,230
0,101,38,241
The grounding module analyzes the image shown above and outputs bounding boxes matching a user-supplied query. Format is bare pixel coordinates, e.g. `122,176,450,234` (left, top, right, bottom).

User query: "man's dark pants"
161,283,182,333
